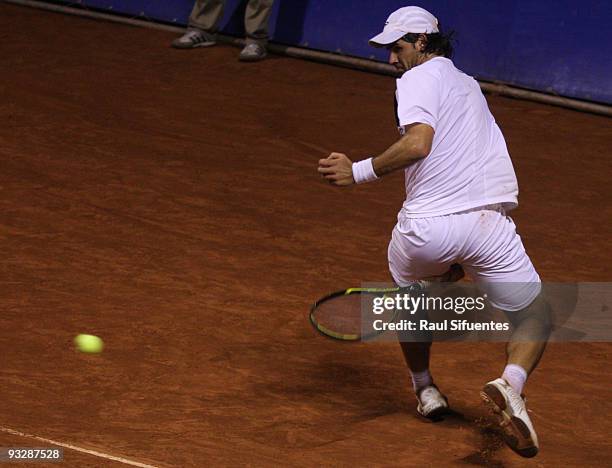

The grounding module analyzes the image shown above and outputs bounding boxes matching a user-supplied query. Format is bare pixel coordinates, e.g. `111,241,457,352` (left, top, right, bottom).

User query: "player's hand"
317,152,354,186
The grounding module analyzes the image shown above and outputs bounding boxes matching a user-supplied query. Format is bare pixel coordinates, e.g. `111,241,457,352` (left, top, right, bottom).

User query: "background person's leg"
172,0,223,48
188,0,225,33
244,0,274,45
239,0,275,61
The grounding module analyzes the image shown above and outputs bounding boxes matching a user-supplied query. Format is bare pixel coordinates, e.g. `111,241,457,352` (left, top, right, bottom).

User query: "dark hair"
402,29,456,58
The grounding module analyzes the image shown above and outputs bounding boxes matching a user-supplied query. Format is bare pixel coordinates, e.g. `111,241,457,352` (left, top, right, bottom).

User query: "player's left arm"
317,122,433,186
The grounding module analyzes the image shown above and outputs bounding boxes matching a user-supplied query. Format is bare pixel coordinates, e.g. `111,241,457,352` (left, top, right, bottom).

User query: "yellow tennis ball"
74,334,104,354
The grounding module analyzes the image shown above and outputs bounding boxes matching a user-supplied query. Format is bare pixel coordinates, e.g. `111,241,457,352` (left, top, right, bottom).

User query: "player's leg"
460,205,549,457
505,292,552,375
399,341,430,373
388,218,457,418
398,340,450,418
480,290,551,458
478,291,552,455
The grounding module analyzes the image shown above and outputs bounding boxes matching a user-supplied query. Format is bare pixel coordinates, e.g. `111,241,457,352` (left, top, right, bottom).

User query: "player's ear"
416,34,427,52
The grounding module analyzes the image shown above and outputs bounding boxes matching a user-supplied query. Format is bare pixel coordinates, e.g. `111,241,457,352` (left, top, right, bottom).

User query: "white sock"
411,369,433,392
502,364,528,394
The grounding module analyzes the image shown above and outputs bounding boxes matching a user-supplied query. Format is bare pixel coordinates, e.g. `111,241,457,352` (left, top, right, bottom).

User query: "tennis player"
317,6,551,458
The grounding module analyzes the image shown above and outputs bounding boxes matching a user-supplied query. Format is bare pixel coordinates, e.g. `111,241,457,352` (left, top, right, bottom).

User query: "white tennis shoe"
416,385,449,419
481,378,539,458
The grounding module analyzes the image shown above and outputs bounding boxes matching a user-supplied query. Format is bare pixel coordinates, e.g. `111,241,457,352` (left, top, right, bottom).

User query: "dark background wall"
48,0,612,104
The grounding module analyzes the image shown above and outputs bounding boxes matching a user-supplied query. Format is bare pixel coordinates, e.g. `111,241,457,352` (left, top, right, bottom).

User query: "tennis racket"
309,284,420,341
310,265,465,342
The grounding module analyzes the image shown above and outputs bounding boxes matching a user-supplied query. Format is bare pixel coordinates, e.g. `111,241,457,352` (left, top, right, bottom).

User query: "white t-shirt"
395,57,518,218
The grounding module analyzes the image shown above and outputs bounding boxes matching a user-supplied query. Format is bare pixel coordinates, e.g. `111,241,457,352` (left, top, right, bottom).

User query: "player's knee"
396,282,433,343
508,292,553,337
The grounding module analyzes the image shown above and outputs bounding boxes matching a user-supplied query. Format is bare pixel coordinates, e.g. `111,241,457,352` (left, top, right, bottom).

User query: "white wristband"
352,158,378,184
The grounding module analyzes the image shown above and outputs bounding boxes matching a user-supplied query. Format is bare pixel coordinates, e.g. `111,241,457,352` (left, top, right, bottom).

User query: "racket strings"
310,291,399,341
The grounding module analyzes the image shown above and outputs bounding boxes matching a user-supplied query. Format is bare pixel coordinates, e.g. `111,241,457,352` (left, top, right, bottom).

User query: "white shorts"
388,205,541,312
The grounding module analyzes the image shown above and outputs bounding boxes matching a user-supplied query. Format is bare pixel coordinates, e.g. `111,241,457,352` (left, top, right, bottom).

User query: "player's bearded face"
388,40,420,72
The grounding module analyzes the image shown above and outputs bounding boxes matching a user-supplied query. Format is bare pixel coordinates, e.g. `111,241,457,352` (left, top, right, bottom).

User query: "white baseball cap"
369,6,439,47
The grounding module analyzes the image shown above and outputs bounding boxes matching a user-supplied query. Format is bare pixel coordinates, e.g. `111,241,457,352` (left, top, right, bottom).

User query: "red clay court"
1,3,611,466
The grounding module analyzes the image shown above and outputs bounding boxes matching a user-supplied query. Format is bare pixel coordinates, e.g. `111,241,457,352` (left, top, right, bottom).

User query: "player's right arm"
316,123,433,186
371,122,433,176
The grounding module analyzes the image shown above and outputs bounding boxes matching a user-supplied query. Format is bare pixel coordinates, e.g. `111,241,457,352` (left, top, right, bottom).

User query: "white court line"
0,426,159,468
